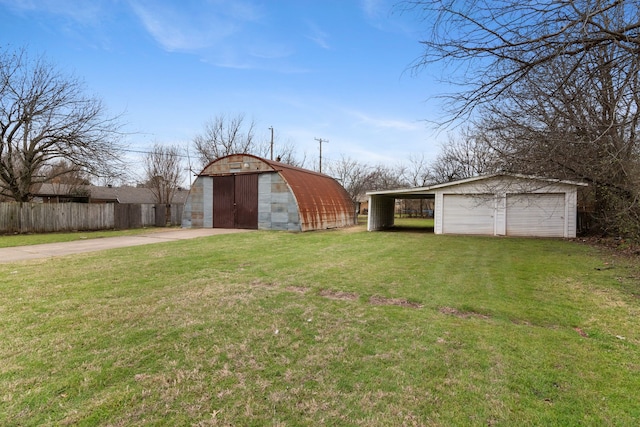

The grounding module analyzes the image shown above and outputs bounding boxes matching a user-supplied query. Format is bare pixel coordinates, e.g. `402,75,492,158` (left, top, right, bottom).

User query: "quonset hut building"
182,154,356,232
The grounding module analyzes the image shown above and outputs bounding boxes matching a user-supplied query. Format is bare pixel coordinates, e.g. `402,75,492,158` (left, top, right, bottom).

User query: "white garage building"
367,174,587,238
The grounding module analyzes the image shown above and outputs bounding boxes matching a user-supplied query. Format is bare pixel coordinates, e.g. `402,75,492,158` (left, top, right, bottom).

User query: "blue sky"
1,0,447,180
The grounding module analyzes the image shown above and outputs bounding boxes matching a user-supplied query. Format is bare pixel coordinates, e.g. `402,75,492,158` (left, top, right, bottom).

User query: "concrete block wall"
181,176,213,228
258,173,300,231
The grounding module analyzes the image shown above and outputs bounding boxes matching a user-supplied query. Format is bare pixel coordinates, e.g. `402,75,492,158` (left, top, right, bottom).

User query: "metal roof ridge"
366,173,588,196
263,158,334,179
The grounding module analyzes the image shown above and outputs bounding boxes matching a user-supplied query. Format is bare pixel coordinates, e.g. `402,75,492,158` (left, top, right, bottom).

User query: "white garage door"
442,194,495,235
506,194,565,237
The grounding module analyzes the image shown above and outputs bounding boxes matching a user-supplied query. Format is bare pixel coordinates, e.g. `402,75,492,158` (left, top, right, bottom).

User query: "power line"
121,147,190,158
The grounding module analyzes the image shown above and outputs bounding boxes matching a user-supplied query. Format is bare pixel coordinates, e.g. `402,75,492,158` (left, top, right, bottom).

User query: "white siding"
494,194,506,235
506,193,565,237
367,195,395,231
564,188,578,238
442,194,495,235
434,192,445,234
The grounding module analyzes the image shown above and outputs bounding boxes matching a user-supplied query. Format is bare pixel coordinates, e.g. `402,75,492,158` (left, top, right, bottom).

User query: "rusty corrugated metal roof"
263,159,355,231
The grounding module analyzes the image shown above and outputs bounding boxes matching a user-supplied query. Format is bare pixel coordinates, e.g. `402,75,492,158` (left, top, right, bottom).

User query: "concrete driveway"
0,228,253,263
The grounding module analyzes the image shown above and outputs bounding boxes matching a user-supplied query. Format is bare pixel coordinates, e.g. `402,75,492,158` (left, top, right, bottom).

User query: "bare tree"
41,159,91,186
327,156,407,215
429,128,498,184
255,136,303,167
476,44,640,237
193,116,305,168
37,159,91,200
401,153,430,187
397,153,434,217
192,113,256,167
273,141,304,167
143,143,184,205
0,46,125,201
368,163,407,191
326,155,377,202
403,0,640,121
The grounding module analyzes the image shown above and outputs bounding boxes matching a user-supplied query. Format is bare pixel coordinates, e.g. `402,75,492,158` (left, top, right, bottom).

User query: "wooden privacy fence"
0,202,183,234
151,203,184,228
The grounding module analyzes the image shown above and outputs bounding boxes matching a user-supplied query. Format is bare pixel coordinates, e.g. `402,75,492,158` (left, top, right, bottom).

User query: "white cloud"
0,0,106,24
305,21,330,50
346,109,422,132
359,0,421,36
126,0,303,71
360,0,386,21
127,1,242,52
249,41,295,60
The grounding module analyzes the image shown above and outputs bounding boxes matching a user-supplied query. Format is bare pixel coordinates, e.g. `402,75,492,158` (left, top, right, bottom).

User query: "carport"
367,174,587,238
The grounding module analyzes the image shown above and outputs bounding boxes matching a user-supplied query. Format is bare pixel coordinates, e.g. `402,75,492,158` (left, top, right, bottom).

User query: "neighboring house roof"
34,183,189,204
88,186,155,203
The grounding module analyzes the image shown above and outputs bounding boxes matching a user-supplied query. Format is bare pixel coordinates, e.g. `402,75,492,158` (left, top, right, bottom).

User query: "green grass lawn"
1,227,639,426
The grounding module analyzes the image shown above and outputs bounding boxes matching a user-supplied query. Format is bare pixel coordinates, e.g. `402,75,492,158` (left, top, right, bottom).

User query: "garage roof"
366,174,587,198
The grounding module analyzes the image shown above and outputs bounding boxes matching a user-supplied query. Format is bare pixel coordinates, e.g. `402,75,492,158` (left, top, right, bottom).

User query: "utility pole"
269,126,274,160
315,137,328,173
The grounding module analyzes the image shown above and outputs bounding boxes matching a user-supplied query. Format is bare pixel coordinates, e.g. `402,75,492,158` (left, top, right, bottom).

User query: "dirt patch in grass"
319,289,358,301
574,327,589,338
510,318,531,325
286,285,310,294
316,290,423,308
575,236,640,258
250,280,278,287
439,306,490,319
337,225,366,234
370,295,423,309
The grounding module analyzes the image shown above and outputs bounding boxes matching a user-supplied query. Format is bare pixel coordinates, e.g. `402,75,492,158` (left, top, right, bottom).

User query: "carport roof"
366,174,587,198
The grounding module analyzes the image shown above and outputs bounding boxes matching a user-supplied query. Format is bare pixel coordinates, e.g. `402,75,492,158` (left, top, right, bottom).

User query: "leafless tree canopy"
192,114,303,168
326,155,407,202
143,143,184,205
477,44,640,235
400,153,430,187
192,113,256,167
403,0,640,120
41,159,91,186
479,54,639,181
252,137,304,167
370,164,407,191
326,155,376,202
266,140,304,167
0,47,125,201
428,129,498,184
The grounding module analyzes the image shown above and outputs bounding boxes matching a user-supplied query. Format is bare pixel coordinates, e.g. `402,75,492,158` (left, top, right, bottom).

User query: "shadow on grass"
382,225,435,234
357,216,435,233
